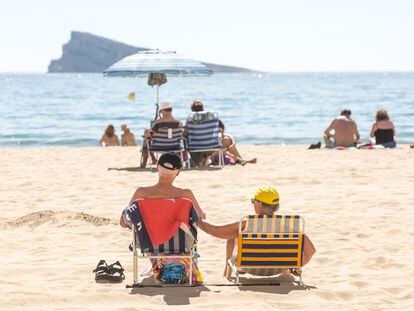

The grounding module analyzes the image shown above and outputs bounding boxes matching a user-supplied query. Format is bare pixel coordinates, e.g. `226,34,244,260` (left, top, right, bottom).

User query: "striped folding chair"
123,198,199,287
186,111,224,168
147,127,185,168
227,214,305,285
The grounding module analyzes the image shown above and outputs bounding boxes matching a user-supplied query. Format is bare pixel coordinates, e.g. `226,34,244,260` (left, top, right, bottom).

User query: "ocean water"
1,72,413,147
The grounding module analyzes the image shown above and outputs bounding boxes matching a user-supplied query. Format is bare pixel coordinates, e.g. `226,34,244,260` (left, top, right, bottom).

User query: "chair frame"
186,144,225,168
130,221,198,287
143,129,186,169
227,215,305,286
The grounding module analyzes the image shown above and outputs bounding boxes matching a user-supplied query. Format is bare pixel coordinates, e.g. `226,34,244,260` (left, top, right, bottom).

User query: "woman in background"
100,124,119,147
120,124,137,146
370,109,396,148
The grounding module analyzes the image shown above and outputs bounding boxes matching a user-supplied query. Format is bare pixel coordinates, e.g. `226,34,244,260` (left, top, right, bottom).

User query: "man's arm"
182,189,206,220
324,120,336,137
119,187,144,227
198,220,240,239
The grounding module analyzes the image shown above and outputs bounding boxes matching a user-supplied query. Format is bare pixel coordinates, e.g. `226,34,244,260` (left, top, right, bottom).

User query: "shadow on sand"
129,277,211,305
108,166,223,172
128,276,316,305
108,167,154,172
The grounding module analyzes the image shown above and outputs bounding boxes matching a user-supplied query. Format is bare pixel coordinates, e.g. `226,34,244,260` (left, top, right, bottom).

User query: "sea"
1,72,413,147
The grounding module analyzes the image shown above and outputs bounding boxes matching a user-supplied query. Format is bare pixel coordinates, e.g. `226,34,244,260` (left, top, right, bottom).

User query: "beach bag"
152,257,203,284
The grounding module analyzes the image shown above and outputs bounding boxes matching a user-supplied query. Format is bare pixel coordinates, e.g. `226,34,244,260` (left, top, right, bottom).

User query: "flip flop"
106,261,125,282
93,260,110,282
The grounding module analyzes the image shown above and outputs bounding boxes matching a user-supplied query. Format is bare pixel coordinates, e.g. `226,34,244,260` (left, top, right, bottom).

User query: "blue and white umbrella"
103,50,213,77
103,50,213,120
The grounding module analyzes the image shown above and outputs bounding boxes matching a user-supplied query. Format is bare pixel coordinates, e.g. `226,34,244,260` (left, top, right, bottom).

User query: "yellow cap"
252,187,280,205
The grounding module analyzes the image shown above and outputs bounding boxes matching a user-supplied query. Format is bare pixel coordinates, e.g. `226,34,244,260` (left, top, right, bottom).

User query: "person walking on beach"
198,187,316,276
100,124,119,147
119,152,206,227
120,124,137,146
370,109,396,148
140,101,183,168
323,109,360,148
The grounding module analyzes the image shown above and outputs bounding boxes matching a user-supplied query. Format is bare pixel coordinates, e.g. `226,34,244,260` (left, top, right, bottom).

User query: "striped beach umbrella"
103,50,213,120
103,50,213,77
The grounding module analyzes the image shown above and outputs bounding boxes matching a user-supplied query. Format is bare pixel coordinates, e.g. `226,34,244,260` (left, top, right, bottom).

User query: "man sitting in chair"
198,187,316,277
140,101,183,168
183,100,224,167
120,153,206,228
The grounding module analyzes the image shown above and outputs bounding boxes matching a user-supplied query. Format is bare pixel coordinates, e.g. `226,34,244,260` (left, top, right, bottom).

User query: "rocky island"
48,31,256,73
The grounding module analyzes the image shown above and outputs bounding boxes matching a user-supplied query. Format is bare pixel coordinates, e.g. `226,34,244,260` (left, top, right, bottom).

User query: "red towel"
137,198,193,247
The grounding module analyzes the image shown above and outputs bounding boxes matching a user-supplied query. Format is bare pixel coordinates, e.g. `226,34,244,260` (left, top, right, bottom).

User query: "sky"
1,0,414,72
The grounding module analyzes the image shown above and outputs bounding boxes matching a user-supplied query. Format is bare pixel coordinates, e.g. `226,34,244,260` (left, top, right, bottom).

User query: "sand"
1,145,414,310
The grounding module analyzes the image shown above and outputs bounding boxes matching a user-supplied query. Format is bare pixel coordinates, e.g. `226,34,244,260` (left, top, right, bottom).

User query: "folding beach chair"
185,111,224,168
124,198,200,287
227,214,305,286
144,126,185,168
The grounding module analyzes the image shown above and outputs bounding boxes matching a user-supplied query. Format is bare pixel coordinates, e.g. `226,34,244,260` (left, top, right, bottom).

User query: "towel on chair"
126,198,197,252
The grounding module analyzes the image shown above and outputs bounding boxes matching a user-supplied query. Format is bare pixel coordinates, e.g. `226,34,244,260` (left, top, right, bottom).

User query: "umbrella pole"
154,85,159,122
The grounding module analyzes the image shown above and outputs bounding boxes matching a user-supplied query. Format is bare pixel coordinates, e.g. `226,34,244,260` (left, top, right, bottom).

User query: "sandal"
106,261,125,282
93,260,110,282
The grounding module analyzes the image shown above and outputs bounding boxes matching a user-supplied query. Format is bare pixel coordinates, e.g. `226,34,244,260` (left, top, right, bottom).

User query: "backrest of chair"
126,198,198,254
187,112,221,150
150,127,183,151
237,215,305,269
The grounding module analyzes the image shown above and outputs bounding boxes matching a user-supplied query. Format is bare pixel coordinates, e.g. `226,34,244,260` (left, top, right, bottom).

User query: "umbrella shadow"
107,166,223,172
185,166,223,171
107,167,155,172
129,277,211,305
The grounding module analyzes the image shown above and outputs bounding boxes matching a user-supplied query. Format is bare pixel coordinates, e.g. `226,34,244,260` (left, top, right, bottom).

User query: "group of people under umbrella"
100,100,257,168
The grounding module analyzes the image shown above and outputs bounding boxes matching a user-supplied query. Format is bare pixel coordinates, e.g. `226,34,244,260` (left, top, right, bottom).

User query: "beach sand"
1,145,414,310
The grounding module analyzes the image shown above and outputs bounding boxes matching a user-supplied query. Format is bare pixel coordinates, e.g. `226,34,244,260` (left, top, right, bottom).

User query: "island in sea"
48,31,256,73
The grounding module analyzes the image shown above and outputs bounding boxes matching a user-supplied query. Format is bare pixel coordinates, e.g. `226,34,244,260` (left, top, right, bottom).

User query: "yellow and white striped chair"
227,214,305,285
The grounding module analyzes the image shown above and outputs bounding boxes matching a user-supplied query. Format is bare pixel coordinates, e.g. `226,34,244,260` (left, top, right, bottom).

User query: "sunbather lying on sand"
119,153,206,228
198,186,316,276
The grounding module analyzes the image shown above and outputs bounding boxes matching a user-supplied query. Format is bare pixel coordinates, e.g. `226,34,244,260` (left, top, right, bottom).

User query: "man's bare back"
324,116,360,147
130,185,195,204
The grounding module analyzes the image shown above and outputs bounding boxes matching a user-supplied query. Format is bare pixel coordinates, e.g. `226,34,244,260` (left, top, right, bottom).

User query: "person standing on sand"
100,124,119,147
323,109,360,148
120,124,137,146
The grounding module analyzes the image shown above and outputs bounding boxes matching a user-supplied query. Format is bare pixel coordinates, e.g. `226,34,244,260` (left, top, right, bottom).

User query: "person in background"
211,123,257,165
100,124,119,147
370,109,396,148
140,101,183,168
120,124,137,146
183,100,225,167
323,109,360,148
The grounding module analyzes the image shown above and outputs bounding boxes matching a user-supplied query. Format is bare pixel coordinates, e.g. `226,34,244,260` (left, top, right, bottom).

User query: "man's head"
340,109,352,118
157,152,182,182
191,100,204,112
160,101,173,117
251,186,280,215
